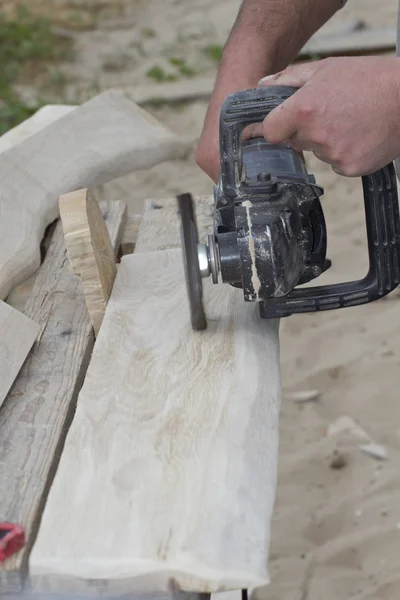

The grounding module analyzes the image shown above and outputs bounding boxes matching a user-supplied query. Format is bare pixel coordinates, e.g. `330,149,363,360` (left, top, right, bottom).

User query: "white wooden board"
30,248,281,597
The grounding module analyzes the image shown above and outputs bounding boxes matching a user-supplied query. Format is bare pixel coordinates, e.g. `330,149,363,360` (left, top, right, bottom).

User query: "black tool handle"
219,86,400,315
260,163,400,317
219,86,299,199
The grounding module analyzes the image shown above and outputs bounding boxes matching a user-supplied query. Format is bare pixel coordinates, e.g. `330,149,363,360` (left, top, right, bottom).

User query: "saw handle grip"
260,163,400,316
219,86,299,199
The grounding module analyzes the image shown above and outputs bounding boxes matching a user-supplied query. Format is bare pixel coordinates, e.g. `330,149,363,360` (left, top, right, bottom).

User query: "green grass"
146,65,177,83
203,44,223,62
141,27,156,38
168,57,196,78
0,5,72,135
146,57,197,83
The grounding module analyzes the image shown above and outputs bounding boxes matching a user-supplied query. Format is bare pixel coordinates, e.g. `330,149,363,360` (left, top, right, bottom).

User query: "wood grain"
0,201,126,593
29,248,281,597
60,190,124,335
0,301,40,409
135,196,214,253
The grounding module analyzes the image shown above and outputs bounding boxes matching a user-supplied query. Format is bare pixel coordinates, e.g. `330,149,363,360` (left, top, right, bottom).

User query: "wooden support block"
0,201,126,594
60,190,126,335
29,196,281,597
0,300,40,409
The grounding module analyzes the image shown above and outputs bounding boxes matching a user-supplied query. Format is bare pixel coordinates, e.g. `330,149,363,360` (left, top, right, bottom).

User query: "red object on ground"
0,523,25,561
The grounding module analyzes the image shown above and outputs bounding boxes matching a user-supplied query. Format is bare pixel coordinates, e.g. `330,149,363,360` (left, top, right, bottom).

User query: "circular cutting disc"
177,193,207,331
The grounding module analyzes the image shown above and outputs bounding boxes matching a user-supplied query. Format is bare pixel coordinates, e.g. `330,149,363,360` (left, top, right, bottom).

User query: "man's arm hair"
196,0,346,181
221,0,345,83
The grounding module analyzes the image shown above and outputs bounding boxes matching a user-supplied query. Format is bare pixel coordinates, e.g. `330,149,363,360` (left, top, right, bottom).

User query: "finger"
286,133,315,153
242,122,264,141
262,96,299,144
258,61,325,88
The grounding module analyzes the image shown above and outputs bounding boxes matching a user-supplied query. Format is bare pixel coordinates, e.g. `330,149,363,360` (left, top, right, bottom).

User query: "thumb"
258,60,324,88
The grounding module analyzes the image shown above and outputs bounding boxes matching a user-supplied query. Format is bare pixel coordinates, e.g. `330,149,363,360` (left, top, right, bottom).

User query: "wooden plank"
30,197,279,598
59,190,125,335
0,201,126,593
135,196,214,253
0,301,40,409
29,194,281,597
0,89,186,302
300,27,396,57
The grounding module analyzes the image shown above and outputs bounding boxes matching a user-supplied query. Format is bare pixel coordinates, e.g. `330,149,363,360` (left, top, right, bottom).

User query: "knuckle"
327,146,343,164
337,162,357,177
296,101,316,121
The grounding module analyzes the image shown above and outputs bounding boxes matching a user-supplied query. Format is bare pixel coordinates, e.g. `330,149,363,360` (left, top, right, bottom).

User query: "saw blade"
177,193,207,331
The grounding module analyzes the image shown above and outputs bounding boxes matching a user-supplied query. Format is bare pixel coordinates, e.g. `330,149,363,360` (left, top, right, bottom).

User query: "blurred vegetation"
203,44,223,62
0,4,73,135
146,57,197,83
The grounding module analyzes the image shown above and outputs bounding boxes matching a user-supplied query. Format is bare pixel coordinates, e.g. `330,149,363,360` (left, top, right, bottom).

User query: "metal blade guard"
180,86,400,327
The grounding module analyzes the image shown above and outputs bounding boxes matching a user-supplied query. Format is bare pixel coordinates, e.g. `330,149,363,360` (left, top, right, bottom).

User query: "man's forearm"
196,0,345,181
219,0,344,89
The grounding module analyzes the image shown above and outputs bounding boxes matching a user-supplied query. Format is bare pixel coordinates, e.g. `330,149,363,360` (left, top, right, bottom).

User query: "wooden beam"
299,26,396,58
59,190,126,335
29,197,281,596
0,201,126,593
0,89,186,302
0,301,40,409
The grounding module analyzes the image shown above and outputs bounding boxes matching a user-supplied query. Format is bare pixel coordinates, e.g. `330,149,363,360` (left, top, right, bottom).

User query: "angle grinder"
178,86,400,330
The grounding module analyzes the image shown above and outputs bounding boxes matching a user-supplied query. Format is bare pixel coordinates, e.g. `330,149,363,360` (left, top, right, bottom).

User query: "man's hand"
259,56,400,176
195,0,343,183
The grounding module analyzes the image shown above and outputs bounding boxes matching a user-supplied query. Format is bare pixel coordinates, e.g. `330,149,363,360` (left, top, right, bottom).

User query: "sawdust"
241,200,262,301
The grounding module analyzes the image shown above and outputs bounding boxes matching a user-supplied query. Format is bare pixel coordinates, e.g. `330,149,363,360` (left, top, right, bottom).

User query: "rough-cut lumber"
60,189,125,335
30,248,281,597
29,194,282,597
0,89,186,301
0,201,126,594
0,105,75,154
0,300,40,409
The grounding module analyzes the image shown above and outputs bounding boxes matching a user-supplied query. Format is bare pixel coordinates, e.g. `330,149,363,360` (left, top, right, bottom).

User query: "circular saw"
177,86,400,331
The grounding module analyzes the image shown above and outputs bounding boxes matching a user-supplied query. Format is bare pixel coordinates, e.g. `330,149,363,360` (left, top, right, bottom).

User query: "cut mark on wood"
0,201,126,594
0,301,40,410
60,189,126,335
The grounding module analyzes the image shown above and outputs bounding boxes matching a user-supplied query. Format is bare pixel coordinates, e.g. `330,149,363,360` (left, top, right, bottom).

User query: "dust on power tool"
178,86,400,331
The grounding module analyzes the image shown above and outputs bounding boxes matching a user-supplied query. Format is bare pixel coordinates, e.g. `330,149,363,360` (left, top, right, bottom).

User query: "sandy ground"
5,0,400,597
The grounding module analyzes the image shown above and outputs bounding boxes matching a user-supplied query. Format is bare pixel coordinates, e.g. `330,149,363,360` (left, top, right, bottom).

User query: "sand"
6,0,400,597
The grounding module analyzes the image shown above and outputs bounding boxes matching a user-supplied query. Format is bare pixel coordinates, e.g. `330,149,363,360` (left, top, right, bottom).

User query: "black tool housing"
214,86,400,317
